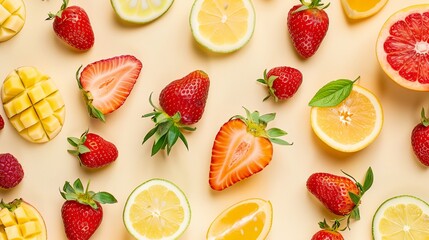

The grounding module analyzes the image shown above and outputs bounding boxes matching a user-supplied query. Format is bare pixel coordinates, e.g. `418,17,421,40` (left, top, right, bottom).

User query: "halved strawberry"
77,55,142,122
209,108,291,191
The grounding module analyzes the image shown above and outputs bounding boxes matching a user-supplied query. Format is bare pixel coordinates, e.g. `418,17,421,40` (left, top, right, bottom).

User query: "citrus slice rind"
110,0,174,24
372,195,429,240
340,0,388,19
310,84,383,153
189,0,256,53
206,198,273,240
376,4,429,91
123,178,191,240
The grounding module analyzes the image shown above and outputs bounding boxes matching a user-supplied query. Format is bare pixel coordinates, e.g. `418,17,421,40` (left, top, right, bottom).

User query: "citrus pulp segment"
206,198,272,240
372,195,429,240
340,0,388,19
376,4,429,91
110,0,174,24
189,0,256,53
123,178,191,240
0,0,26,42
310,84,383,152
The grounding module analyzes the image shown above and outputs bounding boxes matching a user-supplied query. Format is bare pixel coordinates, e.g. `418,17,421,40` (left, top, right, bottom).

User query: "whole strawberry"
307,167,373,223
0,114,4,130
143,70,210,155
46,0,94,51
67,130,118,168
287,0,329,58
411,108,429,166
0,153,24,189
312,220,344,240
257,66,303,101
60,179,117,240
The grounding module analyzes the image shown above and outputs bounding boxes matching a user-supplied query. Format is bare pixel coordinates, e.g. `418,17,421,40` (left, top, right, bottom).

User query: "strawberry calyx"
0,198,22,212
257,69,280,102
293,0,330,13
46,0,69,20
76,66,106,122
67,129,91,163
60,179,117,210
232,107,292,145
318,218,341,232
142,93,196,156
420,108,429,127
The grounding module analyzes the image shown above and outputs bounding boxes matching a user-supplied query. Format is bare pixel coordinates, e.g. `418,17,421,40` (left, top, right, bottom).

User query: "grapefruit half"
376,4,429,91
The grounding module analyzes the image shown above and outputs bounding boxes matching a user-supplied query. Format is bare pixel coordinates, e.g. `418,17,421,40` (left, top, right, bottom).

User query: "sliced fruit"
189,0,256,53
341,0,388,19
1,66,65,143
372,195,429,240
111,0,174,24
310,84,383,152
0,0,26,42
123,178,191,240
376,4,429,91
77,55,142,122
207,198,272,240
0,198,47,240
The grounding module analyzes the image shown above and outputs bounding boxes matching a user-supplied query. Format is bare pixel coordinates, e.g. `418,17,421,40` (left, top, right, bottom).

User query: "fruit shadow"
309,131,355,161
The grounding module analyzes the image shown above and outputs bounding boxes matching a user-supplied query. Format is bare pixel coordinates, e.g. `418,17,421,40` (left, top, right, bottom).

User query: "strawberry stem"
294,0,330,13
46,0,69,20
421,108,429,127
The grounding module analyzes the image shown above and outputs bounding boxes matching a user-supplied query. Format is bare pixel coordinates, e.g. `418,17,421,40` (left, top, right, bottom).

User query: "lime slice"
123,178,191,240
372,195,429,240
110,0,174,24
189,0,256,53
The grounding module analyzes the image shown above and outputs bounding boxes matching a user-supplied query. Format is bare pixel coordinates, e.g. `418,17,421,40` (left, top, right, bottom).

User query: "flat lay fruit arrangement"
1,0,429,239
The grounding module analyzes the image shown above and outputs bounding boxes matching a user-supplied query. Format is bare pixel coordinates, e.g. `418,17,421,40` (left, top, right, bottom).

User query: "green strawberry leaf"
349,191,360,205
93,192,118,205
73,179,84,194
267,128,287,138
362,167,374,193
259,113,276,124
308,77,359,107
350,207,360,220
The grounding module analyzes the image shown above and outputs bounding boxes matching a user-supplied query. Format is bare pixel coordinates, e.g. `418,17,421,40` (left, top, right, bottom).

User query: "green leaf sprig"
308,77,360,107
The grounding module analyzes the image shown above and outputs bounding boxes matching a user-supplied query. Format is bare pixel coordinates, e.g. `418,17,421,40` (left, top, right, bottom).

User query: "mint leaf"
309,78,359,107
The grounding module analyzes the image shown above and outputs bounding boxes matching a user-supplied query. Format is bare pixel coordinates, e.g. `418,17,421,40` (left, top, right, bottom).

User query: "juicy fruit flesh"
345,0,381,12
0,202,47,240
124,179,190,239
111,0,173,23
1,67,65,143
374,196,429,240
197,0,249,45
207,199,272,240
311,85,383,152
0,0,25,42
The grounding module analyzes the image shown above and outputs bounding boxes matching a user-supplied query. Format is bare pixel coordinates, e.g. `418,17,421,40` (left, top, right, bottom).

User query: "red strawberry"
209,108,291,191
0,153,24,189
287,0,329,58
46,0,94,51
60,179,117,240
411,108,429,166
67,130,118,169
77,55,142,122
312,230,344,240
257,66,303,101
0,114,4,130
143,70,210,155
306,167,373,223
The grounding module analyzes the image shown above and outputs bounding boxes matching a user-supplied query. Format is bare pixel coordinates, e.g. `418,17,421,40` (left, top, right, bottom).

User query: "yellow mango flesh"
1,67,65,143
0,0,26,42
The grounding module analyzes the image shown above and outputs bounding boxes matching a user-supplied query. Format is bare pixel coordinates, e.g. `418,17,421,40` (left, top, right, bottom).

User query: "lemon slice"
341,0,388,19
189,0,256,53
207,198,272,240
372,195,429,240
310,84,383,152
123,178,191,240
110,0,174,24
0,0,26,42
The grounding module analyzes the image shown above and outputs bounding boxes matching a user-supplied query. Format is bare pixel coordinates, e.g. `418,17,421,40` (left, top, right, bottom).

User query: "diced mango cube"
34,100,53,119
3,101,16,118
2,15,24,32
0,209,16,227
45,92,64,111
27,85,44,104
2,73,24,103
12,94,31,114
17,67,40,88
4,225,22,240
0,229,7,240
54,106,65,125
9,115,24,132
40,80,57,97
20,221,40,237
13,207,28,224
2,0,21,13
0,5,10,25
19,108,38,128
41,116,59,133
21,206,37,221
26,123,45,141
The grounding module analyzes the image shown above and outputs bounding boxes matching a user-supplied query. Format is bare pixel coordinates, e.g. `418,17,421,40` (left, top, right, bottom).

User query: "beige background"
1,0,429,239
